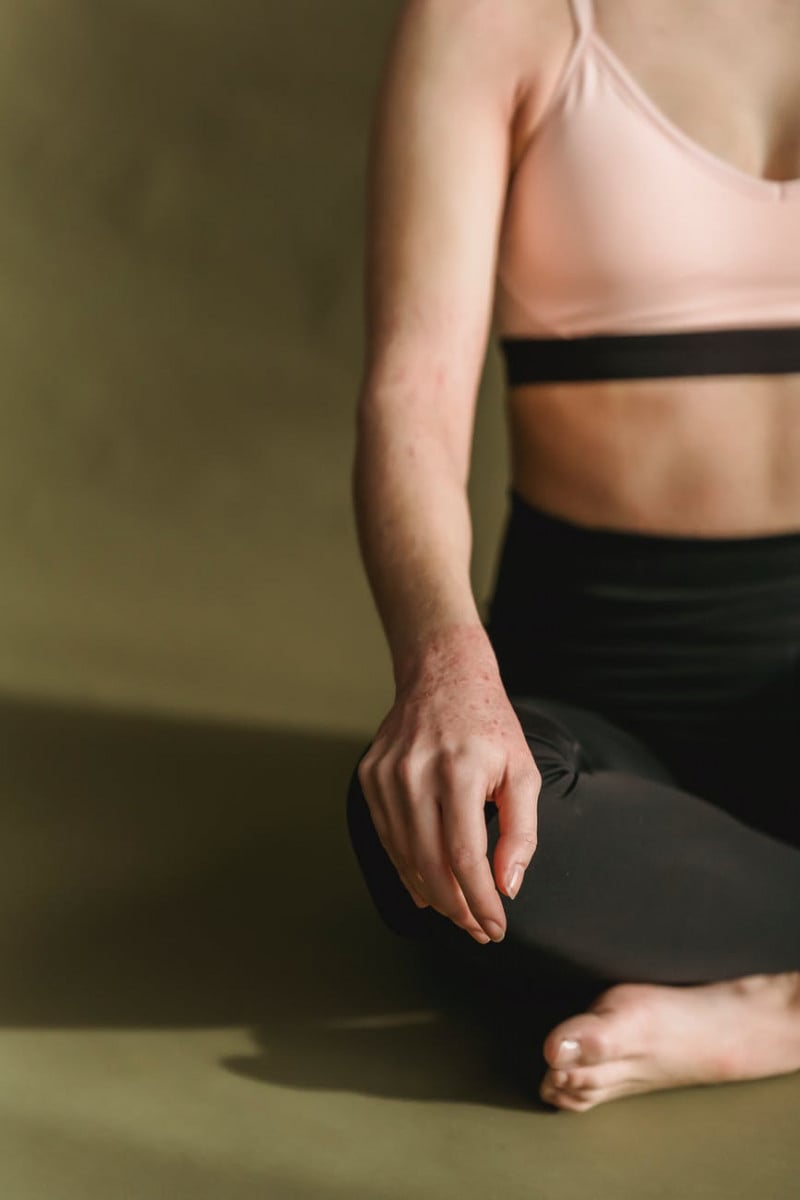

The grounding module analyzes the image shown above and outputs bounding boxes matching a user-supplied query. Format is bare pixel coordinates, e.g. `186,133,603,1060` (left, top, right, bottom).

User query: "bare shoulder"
388,0,574,160
390,0,566,95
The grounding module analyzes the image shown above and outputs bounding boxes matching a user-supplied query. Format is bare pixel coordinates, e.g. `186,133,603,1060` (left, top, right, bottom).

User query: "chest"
512,0,800,186
496,0,800,341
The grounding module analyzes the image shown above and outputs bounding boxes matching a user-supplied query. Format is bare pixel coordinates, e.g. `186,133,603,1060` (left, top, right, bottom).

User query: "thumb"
491,759,540,899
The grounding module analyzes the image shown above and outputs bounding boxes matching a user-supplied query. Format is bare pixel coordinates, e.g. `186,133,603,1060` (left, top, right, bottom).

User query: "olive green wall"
2,9,798,1199
0,0,508,737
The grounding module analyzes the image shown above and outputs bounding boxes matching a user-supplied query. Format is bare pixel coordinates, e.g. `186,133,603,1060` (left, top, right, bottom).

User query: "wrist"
392,620,500,694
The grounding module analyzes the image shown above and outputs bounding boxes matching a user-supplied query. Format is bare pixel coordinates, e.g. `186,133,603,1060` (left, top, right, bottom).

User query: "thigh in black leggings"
345,489,800,988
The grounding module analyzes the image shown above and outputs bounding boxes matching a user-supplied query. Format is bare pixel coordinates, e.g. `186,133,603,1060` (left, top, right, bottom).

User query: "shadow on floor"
0,688,577,1109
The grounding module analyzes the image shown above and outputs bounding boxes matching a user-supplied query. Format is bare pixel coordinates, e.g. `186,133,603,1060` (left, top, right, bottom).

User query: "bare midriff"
505,373,800,537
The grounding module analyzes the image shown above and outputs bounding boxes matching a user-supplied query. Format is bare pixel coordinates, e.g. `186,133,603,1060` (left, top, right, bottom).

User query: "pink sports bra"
495,0,800,384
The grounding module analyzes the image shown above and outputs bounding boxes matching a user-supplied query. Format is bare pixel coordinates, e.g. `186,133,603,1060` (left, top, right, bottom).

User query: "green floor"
0,2,796,1194
0,690,796,1198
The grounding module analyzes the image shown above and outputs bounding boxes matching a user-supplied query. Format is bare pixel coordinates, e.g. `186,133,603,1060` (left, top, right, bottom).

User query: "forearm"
352,391,493,691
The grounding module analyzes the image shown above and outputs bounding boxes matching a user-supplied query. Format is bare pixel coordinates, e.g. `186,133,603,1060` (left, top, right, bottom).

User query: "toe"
539,1063,602,1108
539,1067,568,1096
551,1060,642,1104
541,1060,641,1111
559,1060,638,1098
543,1011,616,1069
559,1092,598,1111
543,1084,596,1113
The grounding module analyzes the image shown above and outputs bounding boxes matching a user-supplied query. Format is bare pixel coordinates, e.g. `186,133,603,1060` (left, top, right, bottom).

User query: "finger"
358,754,411,885
413,861,492,939
402,874,430,908
398,763,491,940
363,755,488,942
437,763,507,940
491,756,540,899
363,756,460,920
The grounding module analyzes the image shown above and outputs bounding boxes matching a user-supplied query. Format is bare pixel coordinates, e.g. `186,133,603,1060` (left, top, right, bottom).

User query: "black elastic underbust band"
499,324,800,384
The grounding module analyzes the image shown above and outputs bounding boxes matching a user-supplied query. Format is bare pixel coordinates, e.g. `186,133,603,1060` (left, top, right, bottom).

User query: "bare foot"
539,971,800,1112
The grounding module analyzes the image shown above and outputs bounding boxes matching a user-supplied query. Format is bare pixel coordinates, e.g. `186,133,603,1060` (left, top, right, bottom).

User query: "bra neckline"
587,30,800,201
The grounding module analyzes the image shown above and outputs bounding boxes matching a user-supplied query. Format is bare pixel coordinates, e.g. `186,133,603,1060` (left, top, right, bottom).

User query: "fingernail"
486,921,505,943
507,866,523,899
556,1038,581,1066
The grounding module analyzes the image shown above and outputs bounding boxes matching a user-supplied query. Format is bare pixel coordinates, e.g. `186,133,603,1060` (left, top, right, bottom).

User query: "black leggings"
345,488,800,988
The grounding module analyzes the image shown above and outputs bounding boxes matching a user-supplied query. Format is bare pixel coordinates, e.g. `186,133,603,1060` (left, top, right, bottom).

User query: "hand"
357,626,541,944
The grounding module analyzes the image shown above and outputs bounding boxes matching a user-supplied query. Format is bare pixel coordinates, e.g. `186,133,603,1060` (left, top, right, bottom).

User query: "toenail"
557,1038,581,1065
553,1070,568,1087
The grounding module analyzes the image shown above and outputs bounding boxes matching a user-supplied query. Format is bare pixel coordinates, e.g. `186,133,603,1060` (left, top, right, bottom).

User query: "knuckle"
513,757,542,788
391,754,415,786
448,842,481,872
523,754,543,782
372,756,395,791
362,755,394,801
435,741,484,778
434,881,467,917
356,755,374,790
370,764,404,813
416,853,445,876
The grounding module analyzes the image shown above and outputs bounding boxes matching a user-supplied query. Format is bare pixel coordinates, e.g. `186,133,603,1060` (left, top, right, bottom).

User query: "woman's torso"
496,0,800,536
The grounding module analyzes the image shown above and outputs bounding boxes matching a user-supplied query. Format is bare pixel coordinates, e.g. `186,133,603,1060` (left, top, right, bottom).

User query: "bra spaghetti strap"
569,0,595,37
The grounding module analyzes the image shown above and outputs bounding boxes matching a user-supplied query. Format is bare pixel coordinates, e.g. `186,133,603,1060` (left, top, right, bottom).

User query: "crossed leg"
514,696,800,1110
345,694,800,1110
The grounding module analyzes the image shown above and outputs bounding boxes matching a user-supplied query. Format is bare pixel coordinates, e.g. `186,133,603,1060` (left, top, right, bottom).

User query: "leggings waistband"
487,489,800,734
506,487,800,589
